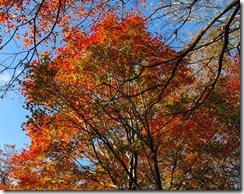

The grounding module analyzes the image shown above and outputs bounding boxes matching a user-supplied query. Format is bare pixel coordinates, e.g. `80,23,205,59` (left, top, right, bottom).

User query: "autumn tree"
0,0,240,191
8,10,240,190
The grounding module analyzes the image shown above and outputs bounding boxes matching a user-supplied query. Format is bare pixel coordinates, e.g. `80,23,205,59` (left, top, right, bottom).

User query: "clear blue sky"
0,91,30,150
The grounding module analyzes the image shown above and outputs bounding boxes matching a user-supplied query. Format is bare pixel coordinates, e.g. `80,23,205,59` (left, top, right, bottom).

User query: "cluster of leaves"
0,0,240,94
0,0,148,93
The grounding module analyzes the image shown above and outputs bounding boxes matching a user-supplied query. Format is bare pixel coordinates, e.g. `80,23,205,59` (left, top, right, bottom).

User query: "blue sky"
0,91,30,150
0,32,31,150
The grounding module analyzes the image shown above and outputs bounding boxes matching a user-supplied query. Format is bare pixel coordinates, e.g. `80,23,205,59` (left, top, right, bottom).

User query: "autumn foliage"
0,6,240,191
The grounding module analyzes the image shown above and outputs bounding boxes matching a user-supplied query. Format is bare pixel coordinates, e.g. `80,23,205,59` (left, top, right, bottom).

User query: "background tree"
0,144,16,190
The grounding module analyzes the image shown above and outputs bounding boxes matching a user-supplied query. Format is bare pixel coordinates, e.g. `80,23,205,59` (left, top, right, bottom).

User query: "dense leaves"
2,12,239,190
0,0,240,191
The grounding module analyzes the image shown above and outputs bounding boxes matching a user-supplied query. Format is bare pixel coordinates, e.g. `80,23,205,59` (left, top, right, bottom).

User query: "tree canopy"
0,0,240,190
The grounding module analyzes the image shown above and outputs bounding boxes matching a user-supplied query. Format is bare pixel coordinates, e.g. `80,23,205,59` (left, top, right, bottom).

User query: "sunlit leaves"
4,3,240,190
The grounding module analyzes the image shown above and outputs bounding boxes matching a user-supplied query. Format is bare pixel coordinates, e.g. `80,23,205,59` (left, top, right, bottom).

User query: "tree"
9,11,240,190
0,144,16,190
177,54,240,190
0,0,240,190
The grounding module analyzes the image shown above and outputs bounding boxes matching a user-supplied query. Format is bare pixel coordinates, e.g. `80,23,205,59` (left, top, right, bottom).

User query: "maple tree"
5,11,240,190
0,0,240,191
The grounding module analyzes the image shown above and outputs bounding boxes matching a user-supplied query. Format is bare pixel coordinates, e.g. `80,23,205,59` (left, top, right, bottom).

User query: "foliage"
0,0,240,94
4,12,240,190
0,0,240,191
